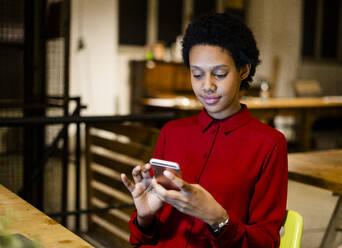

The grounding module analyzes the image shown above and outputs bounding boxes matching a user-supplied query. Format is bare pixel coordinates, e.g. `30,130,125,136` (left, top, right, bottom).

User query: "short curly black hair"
182,13,260,89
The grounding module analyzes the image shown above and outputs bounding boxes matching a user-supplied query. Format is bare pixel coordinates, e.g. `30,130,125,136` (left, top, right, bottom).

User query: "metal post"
75,99,81,231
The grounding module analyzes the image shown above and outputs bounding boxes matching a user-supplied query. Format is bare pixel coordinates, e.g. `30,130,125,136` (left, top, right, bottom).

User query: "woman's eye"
193,74,203,79
215,73,227,79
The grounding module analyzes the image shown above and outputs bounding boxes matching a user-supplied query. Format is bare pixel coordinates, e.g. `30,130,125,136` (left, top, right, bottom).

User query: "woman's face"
189,45,249,120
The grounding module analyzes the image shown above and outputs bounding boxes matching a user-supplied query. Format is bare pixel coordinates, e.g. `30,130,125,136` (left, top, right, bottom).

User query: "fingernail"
164,170,172,178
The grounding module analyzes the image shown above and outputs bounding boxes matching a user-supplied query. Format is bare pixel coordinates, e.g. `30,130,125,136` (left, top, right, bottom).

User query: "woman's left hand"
152,170,228,228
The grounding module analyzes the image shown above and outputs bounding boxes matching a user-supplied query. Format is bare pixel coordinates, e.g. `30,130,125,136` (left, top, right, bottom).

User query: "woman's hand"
152,170,228,229
121,164,163,229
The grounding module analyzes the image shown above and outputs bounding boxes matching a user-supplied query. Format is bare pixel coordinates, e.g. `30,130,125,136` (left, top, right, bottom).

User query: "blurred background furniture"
294,80,322,97
293,79,342,150
130,60,193,113
288,149,342,248
141,95,342,151
129,60,266,114
86,122,160,248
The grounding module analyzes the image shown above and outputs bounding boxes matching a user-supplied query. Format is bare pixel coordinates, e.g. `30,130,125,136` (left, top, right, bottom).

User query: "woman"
121,13,287,247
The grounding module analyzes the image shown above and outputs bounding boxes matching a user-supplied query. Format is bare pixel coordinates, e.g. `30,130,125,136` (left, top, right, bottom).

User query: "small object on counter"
144,45,154,61
260,81,270,101
0,233,43,248
153,42,165,61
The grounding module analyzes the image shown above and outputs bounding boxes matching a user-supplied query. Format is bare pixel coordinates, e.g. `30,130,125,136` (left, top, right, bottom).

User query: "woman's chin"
203,106,222,117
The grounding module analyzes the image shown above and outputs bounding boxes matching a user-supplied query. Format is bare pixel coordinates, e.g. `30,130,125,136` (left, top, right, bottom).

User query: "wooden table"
0,184,94,248
142,96,342,151
288,149,342,248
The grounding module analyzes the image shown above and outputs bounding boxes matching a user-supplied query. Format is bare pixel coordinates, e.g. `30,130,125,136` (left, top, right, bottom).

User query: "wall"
247,0,302,97
70,0,118,115
117,46,146,114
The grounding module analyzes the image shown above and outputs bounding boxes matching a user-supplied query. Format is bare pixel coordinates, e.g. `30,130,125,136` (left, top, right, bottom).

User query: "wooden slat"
92,181,133,204
86,122,160,248
92,170,131,195
91,135,153,161
89,222,132,248
91,163,122,180
91,152,135,175
91,188,114,205
91,198,131,233
91,122,160,146
86,125,93,230
91,215,129,241
91,188,135,215
92,210,130,234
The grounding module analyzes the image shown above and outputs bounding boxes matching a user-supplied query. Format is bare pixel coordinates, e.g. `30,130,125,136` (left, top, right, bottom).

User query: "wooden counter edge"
0,184,94,248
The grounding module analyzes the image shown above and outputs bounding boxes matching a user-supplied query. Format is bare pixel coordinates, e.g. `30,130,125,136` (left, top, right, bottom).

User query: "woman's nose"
202,75,217,92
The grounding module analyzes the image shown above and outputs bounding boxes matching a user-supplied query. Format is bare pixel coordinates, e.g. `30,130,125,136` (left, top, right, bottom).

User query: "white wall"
247,0,302,97
116,46,146,114
70,0,118,115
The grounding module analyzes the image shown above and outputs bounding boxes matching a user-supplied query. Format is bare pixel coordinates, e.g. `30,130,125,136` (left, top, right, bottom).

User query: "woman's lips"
201,95,221,105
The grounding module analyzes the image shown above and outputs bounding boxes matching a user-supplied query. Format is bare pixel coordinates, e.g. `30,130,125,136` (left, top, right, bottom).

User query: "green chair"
279,210,303,248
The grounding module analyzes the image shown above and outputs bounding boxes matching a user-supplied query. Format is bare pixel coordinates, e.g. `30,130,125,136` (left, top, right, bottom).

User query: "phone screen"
150,158,181,191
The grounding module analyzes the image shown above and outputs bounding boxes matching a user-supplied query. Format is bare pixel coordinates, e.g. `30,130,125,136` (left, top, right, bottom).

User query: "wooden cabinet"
129,60,192,113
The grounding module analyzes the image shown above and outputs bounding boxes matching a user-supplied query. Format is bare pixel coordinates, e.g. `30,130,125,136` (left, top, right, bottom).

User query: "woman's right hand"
121,163,163,228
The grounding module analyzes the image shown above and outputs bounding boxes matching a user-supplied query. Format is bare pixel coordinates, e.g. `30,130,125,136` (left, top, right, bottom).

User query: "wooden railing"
86,122,160,247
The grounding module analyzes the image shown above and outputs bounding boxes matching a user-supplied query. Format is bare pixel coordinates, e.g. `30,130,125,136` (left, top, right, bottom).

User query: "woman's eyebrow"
190,65,202,70
212,65,228,70
190,64,228,70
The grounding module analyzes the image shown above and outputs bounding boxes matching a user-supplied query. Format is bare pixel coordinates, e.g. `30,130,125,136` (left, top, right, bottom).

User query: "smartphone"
150,158,181,191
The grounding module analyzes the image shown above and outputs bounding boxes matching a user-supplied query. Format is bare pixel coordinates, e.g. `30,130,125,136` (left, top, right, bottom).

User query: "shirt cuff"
205,210,240,247
129,211,159,245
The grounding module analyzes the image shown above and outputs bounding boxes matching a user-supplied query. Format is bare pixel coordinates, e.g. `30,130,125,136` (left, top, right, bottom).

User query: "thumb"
164,170,191,192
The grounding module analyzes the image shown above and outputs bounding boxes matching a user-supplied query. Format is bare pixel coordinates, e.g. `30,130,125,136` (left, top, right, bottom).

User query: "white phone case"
149,158,180,170
149,158,181,190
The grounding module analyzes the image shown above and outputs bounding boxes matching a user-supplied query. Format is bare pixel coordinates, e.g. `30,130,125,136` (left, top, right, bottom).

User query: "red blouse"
129,105,288,247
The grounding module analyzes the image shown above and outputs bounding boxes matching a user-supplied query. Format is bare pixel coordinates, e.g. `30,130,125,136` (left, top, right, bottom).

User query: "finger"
152,178,187,202
141,163,151,178
132,165,142,183
121,173,135,193
151,178,167,201
164,170,191,193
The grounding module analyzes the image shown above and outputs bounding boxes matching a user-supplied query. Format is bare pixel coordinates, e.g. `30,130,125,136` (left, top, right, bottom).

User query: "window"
301,0,342,61
118,0,216,47
321,0,340,58
158,0,183,46
193,0,216,20
118,0,247,47
118,0,147,45
0,0,25,100
223,0,246,22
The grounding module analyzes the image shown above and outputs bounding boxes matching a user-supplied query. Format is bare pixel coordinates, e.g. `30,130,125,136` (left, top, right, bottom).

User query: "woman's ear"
240,64,251,80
